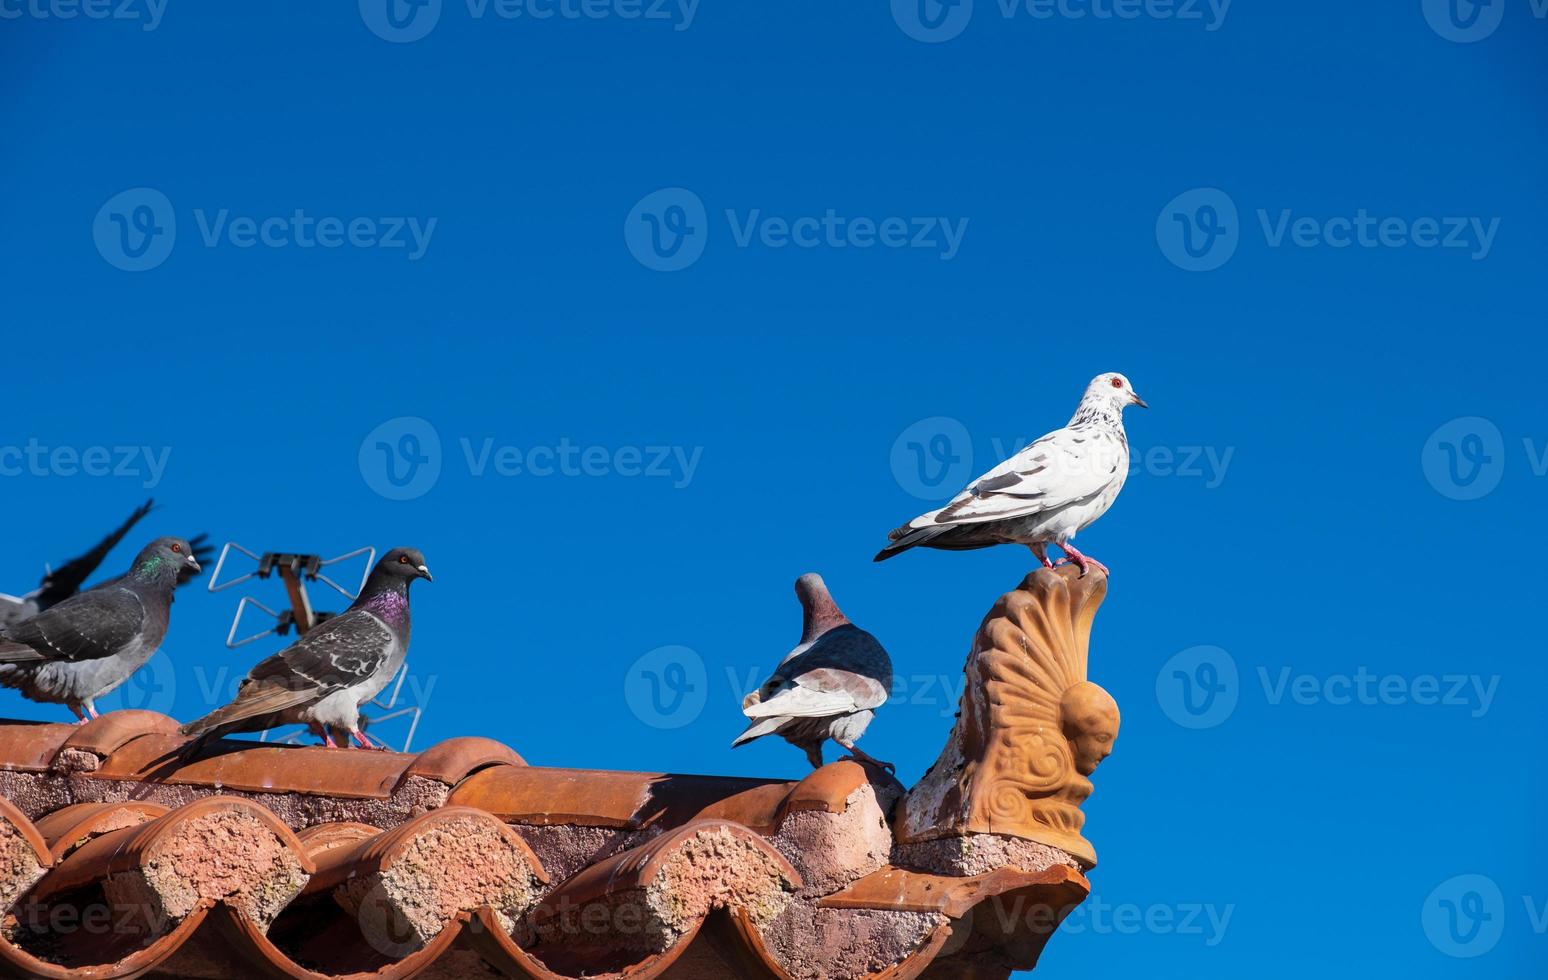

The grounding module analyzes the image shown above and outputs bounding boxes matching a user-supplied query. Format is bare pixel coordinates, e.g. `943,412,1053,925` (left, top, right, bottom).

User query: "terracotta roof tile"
0,712,1092,979
0,722,76,774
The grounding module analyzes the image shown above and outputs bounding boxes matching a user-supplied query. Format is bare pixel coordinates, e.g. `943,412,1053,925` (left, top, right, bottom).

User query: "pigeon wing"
743,626,891,718
741,683,857,720
0,587,145,664
917,428,1122,528
179,609,394,736
34,500,155,608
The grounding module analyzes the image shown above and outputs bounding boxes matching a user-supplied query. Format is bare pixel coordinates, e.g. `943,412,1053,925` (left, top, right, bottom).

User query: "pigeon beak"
184,556,202,573
1130,392,1149,409
416,564,433,582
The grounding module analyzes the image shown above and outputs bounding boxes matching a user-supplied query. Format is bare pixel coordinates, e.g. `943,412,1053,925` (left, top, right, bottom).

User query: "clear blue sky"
2,3,1544,977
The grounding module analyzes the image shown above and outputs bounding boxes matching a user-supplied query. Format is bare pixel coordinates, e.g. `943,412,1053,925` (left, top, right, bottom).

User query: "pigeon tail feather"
0,641,47,664
731,715,787,747
179,683,316,739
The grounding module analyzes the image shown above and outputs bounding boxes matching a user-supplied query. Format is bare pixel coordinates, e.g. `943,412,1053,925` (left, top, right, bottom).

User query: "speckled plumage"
180,547,430,745
875,372,1147,567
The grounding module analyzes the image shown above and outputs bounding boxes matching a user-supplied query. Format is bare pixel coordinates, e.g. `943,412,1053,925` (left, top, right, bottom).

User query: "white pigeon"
732,574,893,772
875,372,1147,575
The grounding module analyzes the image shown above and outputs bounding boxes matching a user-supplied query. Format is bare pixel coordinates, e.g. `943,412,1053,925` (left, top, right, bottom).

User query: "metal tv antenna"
206,544,426,751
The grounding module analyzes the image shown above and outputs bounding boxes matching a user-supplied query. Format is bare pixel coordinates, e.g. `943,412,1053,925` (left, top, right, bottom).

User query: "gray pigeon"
0,537,200,722
0,500,212,628
732,574,893,771
179,547,431,749
875,372,1148,575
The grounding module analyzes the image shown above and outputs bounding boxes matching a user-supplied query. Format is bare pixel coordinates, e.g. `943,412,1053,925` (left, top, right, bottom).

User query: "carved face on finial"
1060,682,1120,776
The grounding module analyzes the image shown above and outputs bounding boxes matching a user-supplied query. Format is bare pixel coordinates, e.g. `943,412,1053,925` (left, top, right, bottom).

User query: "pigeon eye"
398,555,409,564
1110,378,1124,388
171,543,182,553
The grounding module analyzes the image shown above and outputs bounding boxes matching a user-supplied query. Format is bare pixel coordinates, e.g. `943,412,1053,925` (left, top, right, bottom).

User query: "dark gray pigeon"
0,537,200,722
0,500,213,628
179,547,431,749
732,574,894,771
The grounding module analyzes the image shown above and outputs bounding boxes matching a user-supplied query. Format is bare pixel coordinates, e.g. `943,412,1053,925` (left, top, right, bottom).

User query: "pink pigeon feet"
1029,543,1054,569
1053,543,1110,577
352,729,392,751
70,704,100,726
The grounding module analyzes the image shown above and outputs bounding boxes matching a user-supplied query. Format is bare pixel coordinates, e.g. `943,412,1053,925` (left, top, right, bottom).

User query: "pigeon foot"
1029,543,1054,569
1054,544,1108,577
835,742,896,775
353,729,392,751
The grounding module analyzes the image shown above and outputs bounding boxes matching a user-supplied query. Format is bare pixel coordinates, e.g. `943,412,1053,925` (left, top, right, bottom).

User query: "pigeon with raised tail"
733,573,893,772
875,372,1147,575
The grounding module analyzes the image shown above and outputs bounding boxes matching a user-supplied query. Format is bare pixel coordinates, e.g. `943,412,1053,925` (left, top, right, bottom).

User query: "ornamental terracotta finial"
898,564,1119,868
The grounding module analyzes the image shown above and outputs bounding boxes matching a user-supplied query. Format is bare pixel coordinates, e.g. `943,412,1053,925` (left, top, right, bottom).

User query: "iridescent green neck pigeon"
0,499,212,628
0,537,200,722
